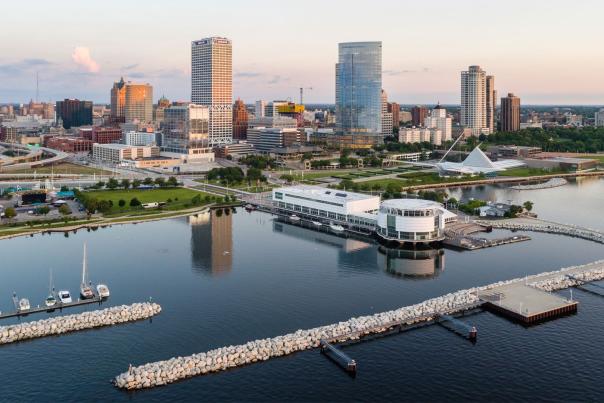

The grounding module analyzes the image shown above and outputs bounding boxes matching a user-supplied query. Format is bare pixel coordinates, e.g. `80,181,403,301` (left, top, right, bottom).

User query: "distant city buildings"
595,109,604,127
461,65,492,136
191,36,233,146
232,99,248,140
123,131,158,146
411,105,428,127
110,77,126,122
92,143,160,165
500,93,521,132
255,100,267,118
335,41,382,143
56,99,93,129
399,127,443,146
388,102,400,129
381,89,393,136
247,127,302,153
80,127,123,144
424,104,452,142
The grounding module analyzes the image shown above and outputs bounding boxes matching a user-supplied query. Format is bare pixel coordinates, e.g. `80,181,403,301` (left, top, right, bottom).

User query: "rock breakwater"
0,302,161,345
114,260,604,390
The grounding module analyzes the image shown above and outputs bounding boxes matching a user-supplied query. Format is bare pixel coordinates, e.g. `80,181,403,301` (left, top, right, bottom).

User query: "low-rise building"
45,136,92,153
247,127,302,153
123,131,157,146
399,127,443,145
213,142,256,159
487,145,542,158
92,143,160,164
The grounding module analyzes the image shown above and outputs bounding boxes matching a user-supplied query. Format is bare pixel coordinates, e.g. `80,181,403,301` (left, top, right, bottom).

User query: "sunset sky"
1,0,603,105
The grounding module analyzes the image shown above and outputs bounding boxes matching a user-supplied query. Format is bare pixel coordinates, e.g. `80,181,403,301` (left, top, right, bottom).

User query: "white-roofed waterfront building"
376,199,457,244
436,146,525,175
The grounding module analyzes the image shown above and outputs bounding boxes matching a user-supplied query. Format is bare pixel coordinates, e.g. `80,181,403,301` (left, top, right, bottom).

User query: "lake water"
0,178,603,402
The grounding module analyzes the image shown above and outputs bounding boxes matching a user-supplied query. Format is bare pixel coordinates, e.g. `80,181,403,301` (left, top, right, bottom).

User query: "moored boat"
45,269,57,307
289,214,301,222
80,243,94,299
329,223,345,232
58,290,72,303
312,221,322,227
19,298,30,311
96,283,110,298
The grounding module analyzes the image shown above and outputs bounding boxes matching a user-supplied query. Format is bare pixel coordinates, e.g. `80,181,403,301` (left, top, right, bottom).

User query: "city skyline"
1,0,604,105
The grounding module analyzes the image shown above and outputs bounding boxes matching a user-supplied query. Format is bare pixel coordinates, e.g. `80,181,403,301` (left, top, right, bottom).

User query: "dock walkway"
0,296,105,321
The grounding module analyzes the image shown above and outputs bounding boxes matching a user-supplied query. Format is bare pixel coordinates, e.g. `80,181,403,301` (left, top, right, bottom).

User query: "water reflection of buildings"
190,209,233,275
272,220,378,270
377,246,445,279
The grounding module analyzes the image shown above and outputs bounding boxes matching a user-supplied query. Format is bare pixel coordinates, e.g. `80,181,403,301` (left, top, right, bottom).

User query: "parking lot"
0,199,86,223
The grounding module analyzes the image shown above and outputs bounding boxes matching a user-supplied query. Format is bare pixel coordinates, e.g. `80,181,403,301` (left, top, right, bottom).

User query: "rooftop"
275,185,378,203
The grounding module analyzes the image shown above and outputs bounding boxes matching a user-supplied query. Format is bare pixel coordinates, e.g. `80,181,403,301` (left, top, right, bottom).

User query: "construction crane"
299,86,313,105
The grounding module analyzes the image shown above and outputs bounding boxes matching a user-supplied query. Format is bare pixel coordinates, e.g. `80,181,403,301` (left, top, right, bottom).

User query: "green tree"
118,199,126,208
143,177,154,186
4,207,16,219
121,179,131,189
58,204,72,216
36,206,50,215
97,200,112,214
106,178,119,190
167,176,178,187
523,201,534,211
246,167,265,183
154,177,166,187
96,181,105,189
60,185,69,192
129,197,141,207
191,194,202,205
132,179,142,189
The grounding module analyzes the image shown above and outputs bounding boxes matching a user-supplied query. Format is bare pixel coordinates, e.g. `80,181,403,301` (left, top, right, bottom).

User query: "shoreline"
0,202,242,242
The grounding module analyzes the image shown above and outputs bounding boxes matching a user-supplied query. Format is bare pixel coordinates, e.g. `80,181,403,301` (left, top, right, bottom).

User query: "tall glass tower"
336,42,382,136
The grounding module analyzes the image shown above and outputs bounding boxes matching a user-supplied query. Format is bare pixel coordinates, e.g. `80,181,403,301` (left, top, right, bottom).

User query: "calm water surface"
0,179,603,402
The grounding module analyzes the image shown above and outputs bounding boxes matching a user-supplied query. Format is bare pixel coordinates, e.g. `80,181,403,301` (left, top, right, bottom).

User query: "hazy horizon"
1,0,603,105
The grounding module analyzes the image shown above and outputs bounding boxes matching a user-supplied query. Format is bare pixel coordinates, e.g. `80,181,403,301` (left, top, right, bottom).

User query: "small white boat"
19,298,30,311
96,284,110,298
80,243,94,299
329,223,345,232
244,204,256,211
58,290,72,303
289,214,301,222
312,221,323,227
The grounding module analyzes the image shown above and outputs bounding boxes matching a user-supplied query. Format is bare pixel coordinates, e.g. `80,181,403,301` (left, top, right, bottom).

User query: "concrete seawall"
114,260,604,390
0,302,161,345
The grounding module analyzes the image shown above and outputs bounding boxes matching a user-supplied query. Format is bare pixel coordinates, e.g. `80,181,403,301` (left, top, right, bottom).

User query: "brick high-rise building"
232,99,248,140
500,93,520,132
486,75,496,133
388,102,400,129
411,105,428,127
125,83,153,123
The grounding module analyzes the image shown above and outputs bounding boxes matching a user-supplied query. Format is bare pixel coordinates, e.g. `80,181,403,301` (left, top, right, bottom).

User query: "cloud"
235,71,262,78
0,58,53,75
71,46,100,73
384,67,431,76
121,63,139,70
268,75,289,85
129,72,146,79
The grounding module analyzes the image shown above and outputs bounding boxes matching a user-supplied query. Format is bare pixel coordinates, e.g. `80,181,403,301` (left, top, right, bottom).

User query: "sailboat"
80,243,94,299
45,268,57,307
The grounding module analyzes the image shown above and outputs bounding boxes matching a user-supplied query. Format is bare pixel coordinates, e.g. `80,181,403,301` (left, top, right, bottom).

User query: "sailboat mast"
82,243,87,286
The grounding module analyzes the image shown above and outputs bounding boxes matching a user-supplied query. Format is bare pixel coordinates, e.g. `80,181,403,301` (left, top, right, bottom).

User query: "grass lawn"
5,162,111,176
84,188,214,214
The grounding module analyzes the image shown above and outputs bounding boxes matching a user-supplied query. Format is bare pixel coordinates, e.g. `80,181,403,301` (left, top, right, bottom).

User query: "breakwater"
114,260,604,390
0,302,161,345
510,177,567,190
477,218,604,244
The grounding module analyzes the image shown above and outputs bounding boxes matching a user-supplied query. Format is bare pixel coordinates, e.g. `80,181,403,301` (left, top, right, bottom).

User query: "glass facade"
336,42,382,136
162,105,209,154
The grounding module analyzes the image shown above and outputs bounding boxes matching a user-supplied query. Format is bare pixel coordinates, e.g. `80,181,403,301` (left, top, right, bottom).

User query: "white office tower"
424,103,452,142
461,65,489,136
191,37,233,146
255,100,267,118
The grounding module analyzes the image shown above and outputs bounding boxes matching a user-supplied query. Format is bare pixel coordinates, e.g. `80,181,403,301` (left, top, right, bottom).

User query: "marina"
0,295,106,320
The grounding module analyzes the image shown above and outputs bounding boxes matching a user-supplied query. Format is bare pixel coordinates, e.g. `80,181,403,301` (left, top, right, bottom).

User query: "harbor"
0,294,105,320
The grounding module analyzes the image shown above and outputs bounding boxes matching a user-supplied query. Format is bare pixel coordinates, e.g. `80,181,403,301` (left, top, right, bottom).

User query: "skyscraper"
56,99,93,129
191,36,233,146
486,75,496,133
110,77,126,122
232,99,248,140
335,41,382,137
500,93,520,132
461,65,489,135
254,100,267,118
411,105,428,127
125,83,153,123
388,102,400,129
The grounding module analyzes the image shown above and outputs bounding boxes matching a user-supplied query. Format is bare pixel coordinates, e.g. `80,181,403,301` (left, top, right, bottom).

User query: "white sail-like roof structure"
436,146,525,174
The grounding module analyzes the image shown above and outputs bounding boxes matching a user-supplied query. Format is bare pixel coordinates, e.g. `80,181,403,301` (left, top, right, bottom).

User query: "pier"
477,283,577,324
0,296,105,321
567,275,604,298
319,339,357,373
443,234,530,250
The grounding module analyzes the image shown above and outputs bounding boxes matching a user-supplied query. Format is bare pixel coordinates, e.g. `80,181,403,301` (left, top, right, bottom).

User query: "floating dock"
319,339,357,373
0,296,105,321
443,235,531,250
477,283,577,324
437,314,477,340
